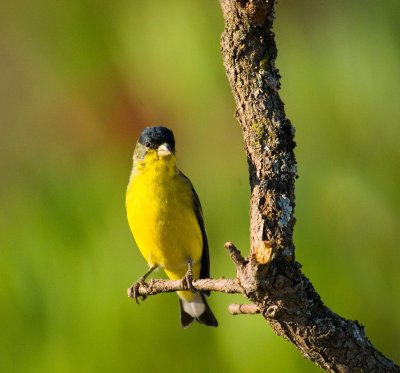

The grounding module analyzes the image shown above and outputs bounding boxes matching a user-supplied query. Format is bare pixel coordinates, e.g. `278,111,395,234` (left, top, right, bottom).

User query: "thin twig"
224,241,247,267
127,278,243,299
229,303,260,315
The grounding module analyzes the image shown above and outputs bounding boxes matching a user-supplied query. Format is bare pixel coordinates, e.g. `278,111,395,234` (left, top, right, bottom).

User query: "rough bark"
219,0,399,372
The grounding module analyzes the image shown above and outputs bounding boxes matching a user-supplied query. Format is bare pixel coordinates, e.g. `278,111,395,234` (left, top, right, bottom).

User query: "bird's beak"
157,143,172,157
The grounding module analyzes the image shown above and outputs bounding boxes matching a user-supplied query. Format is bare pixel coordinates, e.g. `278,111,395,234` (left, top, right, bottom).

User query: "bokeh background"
1,0,399,371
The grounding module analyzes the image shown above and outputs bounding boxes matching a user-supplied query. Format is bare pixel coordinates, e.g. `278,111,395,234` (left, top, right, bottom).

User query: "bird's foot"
181,270,196,293
128,277,148,304
128,264,158,304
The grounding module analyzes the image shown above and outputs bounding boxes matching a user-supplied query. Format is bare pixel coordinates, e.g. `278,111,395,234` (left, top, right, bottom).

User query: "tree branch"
218,0,399,371
127,277,243,298
127,242,244,300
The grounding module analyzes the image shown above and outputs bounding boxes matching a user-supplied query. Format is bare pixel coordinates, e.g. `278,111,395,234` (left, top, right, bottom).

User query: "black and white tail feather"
179,293,218,328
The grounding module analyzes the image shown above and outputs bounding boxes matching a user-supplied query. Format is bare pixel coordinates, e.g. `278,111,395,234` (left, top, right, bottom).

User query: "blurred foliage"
1,0,399,372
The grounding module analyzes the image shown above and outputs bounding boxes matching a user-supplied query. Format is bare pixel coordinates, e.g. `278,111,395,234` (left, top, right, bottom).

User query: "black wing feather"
179,172,210,295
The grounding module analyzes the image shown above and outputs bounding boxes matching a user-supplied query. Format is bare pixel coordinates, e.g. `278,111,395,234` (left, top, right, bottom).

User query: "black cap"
138,126,175,152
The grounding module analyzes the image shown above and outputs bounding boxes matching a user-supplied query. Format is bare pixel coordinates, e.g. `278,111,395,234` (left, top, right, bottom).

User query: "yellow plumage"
126,151,201,301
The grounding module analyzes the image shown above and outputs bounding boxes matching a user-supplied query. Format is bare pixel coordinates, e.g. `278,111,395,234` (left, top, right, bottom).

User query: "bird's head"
133,126,176,170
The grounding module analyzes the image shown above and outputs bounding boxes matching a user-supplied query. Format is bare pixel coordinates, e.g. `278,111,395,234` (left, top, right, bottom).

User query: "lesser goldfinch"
126,126,218,328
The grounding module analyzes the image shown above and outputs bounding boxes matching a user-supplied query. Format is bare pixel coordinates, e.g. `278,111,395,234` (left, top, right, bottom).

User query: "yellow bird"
126,126,218,327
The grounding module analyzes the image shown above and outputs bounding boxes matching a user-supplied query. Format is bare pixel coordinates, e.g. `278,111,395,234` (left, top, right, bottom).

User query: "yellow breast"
126,153,203,280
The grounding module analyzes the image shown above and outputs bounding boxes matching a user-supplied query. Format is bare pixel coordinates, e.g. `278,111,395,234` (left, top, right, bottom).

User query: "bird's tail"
179,293,218,328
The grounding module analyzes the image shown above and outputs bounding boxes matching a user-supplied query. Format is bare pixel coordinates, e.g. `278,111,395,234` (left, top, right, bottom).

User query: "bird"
126,126,218,328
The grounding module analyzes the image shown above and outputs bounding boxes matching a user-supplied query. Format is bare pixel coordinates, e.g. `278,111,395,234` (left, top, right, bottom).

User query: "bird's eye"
145,142,151,148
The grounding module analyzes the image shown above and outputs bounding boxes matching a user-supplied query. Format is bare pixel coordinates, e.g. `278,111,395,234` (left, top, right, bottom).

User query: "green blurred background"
1,0,399,371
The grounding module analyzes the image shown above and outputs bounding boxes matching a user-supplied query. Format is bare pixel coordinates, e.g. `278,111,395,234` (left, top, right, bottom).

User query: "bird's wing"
179,172,210,285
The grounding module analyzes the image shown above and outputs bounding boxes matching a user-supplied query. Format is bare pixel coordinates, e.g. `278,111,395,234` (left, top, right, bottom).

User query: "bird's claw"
128,265,158,304
128,278,148,304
